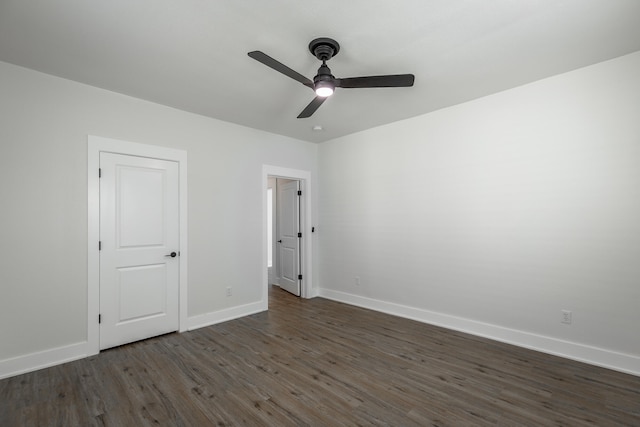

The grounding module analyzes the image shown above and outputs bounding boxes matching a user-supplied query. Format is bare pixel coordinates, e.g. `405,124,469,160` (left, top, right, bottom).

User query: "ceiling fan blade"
248,51,314,88
297,96,327,118
336,74,415,88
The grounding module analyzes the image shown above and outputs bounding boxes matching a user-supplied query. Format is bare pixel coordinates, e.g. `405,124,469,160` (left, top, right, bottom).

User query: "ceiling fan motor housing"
314,63,335,85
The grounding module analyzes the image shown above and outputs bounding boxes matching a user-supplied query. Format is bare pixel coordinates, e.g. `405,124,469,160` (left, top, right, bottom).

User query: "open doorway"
262,165,313,305
268,178,302,296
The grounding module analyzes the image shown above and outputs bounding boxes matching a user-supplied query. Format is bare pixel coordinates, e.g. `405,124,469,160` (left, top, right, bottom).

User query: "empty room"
1,1,639,425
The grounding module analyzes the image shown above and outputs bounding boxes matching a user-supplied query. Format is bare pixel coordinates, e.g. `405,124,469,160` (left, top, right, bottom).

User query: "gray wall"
2,50,639,377
318,51,640,374
0,61,317,364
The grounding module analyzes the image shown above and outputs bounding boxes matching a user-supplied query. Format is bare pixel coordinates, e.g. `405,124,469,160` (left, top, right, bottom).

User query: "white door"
99,153,180,350
277,179,301,296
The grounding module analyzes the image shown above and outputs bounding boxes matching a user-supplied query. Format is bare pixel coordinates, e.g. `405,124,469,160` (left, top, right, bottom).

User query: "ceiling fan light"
315,86,334,97
314,80,334,97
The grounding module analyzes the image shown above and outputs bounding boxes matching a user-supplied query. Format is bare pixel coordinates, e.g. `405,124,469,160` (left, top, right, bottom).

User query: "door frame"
267,178,277,285
87,135,188,356
263,165,313,302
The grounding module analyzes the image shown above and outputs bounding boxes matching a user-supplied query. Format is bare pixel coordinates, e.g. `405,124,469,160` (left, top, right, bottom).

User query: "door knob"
277,240,282,243
165,252,177,258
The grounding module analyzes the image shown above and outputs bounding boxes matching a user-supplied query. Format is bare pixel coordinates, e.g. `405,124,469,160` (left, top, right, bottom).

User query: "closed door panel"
280,247,296,283
100,153,179,350
118,264,167,322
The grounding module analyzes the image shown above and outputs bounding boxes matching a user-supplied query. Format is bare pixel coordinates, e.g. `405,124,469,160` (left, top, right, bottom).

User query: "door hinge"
297,232,302,238
98,168,102,178
98,314,102,324
297,190,302,196
98,241,102,250
298,274,303,280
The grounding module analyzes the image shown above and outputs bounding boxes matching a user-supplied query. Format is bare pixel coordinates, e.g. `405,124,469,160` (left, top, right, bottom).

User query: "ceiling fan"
248,37,415,118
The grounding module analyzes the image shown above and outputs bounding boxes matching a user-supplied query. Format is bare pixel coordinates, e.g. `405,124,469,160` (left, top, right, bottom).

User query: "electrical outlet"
226,287,232,297
561,309,572,324
355,276,361,286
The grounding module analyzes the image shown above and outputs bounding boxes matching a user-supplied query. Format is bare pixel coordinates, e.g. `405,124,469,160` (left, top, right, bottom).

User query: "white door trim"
88,135,188,356
263,165,312,302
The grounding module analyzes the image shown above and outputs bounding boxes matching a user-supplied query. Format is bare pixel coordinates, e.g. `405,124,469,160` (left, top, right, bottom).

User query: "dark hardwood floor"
1,286,639,426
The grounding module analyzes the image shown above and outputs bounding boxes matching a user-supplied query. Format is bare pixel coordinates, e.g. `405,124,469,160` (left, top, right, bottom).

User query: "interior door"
99,152,180,350
277,179,301,296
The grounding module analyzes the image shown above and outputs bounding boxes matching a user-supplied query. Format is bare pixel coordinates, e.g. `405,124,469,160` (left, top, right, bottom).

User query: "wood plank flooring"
1,286,639,426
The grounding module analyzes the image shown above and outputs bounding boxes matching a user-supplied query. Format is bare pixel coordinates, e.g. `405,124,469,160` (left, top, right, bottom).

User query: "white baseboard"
0,301,268,380
4,294,636,380
0,342,88,380
318,288,640,377
187,300,267,331
307,287,320,298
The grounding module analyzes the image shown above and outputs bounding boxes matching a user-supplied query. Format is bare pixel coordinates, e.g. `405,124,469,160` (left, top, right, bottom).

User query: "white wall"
0,61,317,374
2,49,638,378
318,51,640,375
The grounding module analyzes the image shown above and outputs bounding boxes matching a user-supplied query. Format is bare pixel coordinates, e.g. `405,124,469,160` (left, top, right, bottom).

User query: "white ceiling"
1,1,639,143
